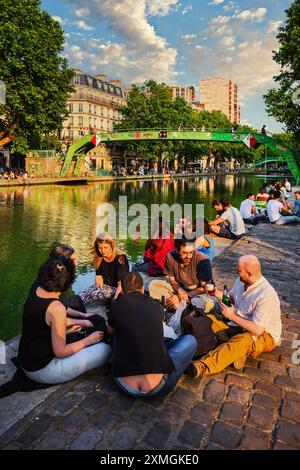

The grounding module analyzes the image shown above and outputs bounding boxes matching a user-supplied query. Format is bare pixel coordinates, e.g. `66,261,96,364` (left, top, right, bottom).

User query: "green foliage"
264,0,300,138
0,0,75,154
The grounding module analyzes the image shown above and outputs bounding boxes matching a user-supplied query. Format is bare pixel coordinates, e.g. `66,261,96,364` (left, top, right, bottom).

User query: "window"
69,103,73,113
69,117,74,127
101,159,104,169
68,130,74,140
79,103,83,112
78,116,83,126
94,106,97,114
89,105,92,114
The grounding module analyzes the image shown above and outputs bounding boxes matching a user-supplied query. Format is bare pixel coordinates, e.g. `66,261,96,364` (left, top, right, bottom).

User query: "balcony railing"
69,92,125,109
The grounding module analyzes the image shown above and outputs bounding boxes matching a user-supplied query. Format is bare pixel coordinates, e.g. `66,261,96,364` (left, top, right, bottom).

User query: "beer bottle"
222,285,231,307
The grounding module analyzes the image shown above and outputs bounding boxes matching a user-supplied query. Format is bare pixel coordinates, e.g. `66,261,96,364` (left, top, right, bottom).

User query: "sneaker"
233,356,247,370
184,362,204,379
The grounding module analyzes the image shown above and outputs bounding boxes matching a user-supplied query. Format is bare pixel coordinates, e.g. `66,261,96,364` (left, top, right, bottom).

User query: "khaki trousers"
199,314,277,376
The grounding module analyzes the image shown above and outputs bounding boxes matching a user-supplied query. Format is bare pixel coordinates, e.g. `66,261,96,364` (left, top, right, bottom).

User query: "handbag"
180,304,218,358
66,314,108,344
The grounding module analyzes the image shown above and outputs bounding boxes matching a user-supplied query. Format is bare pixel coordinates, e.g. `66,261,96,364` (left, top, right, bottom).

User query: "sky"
41,0,292,133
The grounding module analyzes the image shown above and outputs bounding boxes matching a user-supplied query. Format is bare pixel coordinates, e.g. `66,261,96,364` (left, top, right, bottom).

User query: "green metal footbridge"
60,130,300,183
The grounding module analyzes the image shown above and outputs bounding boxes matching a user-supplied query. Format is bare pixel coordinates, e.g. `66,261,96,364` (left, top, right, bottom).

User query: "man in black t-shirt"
108,272,199,397
149,238,213,311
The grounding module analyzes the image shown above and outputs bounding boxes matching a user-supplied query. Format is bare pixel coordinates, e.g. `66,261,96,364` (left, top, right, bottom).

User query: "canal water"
0,175,260,340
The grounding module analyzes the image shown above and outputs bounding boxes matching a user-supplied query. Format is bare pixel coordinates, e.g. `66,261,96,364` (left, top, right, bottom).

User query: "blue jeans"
115,335,197,398
24,343,112,384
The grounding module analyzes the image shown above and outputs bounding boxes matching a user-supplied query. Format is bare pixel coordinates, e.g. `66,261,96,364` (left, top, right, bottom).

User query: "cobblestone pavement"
1,224,299,450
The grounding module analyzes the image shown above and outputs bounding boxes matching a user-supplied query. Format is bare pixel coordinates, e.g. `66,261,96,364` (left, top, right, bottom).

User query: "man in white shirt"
192,255,282,377
284,178,292,193
209,197,246,239
240,193,267,225
267,191,300,225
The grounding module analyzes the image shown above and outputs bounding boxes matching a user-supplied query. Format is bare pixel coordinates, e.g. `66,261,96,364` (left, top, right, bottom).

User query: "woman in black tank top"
18,259,104,380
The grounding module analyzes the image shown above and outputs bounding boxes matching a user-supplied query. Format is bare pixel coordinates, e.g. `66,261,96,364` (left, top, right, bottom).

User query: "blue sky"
41,0,292,132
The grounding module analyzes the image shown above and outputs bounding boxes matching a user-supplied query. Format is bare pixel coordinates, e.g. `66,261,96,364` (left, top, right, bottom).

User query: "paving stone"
275,375,300,389
110,393,135,411
245,358,259,368
220,402,245,426
259,361,287,375
254,382,282,398
47,393,84,416
178,421,206,448
131,405,160,424
60,408,89,434
17,415,53,447
243,367,272,381
247,406,274,432
276,420,300,447
172,388,197,407
159,404,186,425
225,374,254,388
203,379,226,403
288,367,300,379
205,442,225,450
252,392,276,409
241,428,271,450
273,441,299,450
34,432,71,450
90,408,119,431
107,425,140,450
285,391,300,403
227,386,251,405
79,391,108,413
69,430,103,450
190,402,218,426
144,424,171,449
280,400,300,422
209,421,242,450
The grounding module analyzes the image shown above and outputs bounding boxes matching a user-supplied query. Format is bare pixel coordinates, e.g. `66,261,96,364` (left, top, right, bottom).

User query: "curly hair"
38,259,75,293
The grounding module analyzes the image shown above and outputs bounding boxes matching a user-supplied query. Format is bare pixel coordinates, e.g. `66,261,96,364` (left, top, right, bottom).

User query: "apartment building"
200,77,240,123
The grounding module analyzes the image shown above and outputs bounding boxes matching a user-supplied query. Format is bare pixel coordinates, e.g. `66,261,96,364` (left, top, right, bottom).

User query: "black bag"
180,304,218,358
66,314,108,344
65,294,87,314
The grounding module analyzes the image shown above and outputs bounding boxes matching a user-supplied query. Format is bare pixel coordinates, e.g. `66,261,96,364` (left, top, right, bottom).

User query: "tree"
264,0,300,138
0,0,75,155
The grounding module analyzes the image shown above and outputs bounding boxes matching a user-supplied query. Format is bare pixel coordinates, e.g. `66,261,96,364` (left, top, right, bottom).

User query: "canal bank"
0,223,299,450
0,171,261,188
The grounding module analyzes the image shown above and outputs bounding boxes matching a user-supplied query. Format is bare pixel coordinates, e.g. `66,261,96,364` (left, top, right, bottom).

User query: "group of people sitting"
0,169,34,183
208,180,300,240
16,224,282,399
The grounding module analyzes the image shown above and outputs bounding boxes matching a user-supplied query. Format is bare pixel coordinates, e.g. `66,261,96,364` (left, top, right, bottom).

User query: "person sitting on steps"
191,255,282,378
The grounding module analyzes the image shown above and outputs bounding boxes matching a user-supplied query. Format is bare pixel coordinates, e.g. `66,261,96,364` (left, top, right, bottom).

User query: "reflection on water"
0,176,258,340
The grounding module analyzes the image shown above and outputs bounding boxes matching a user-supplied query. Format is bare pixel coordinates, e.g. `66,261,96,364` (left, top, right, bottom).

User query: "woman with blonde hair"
79,233,129,305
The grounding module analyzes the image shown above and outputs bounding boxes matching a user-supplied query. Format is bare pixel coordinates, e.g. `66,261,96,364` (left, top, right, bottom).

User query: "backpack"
180,304,218,359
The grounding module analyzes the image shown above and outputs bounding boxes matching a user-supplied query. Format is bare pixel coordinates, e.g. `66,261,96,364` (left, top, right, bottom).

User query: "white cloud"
236,8,267,23
75,7,90,17
146,0,179,16
268,20,282,34
211,15,231,25
53,16,67,25
195,45,204,50
64,0,178,84
67,45,86,64
182,6,193,15
209,0,224,5
220,35,235,47
181,34,197,40
74,20,95,31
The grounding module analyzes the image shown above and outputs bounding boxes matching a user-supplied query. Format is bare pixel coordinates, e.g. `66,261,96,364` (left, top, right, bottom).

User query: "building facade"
171,86,195,103
60,70,127,171
200,77,240,124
